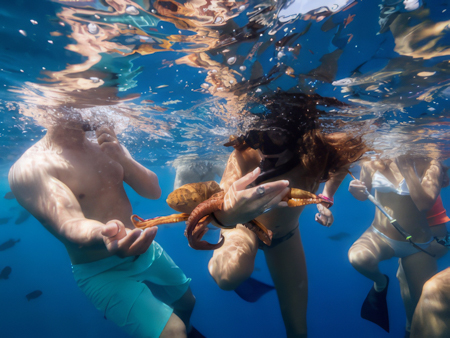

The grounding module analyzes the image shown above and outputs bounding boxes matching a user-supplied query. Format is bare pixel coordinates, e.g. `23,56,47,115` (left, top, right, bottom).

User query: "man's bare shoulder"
9,140,61,186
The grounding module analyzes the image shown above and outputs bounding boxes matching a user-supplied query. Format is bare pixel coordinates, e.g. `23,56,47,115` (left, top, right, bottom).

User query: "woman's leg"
397,236,447,333
208,224,259,290
348,227,396,287
397,259,414,332
400,249,438,323
411,267,450,338
264,227,308,338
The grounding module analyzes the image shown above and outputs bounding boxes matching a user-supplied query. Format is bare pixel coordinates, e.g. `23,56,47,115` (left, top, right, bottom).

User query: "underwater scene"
1,0,450,337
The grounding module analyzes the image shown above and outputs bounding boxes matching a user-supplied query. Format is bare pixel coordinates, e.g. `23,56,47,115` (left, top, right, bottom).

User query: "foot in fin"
187,326,206,338
361,275,390,332
234,277,275,303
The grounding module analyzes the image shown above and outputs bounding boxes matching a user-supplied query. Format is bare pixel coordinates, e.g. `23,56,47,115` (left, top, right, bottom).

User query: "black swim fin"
234,277,275,303
188,326,206,338
361,275,390,332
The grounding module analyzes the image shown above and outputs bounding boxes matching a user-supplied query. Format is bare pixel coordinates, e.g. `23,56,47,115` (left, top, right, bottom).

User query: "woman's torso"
233,148,320,239
369,163,432,242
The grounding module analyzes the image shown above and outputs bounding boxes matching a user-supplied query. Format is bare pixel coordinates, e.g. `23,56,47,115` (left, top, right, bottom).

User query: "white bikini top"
372,171,410,195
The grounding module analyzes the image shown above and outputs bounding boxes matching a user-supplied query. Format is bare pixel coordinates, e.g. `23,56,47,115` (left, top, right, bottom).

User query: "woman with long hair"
205,93,368,337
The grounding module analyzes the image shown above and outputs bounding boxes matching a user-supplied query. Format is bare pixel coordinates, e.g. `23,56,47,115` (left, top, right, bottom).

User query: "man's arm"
9,158,105,246
8,157,156,256
96,126,161,199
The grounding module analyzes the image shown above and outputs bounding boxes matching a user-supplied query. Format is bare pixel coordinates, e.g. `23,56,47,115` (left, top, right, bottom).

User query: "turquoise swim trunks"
72,241,191,338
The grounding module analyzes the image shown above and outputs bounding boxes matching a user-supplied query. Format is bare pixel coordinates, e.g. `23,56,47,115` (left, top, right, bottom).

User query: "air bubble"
227,57,236,65
88,23,99,34
126,6,139,15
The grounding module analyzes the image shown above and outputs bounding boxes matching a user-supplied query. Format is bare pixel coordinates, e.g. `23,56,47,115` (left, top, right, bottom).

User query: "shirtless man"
8,112,196,338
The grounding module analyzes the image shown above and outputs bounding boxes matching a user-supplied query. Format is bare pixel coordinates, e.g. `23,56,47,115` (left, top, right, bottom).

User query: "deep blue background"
1,160,449,338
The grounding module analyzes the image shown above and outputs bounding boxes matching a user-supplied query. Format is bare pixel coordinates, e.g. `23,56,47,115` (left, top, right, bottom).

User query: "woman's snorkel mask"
225,128,300,184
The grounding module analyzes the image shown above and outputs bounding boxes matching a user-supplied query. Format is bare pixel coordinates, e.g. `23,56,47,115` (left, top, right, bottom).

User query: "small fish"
3,192,15,200
0,239,20,251
0,266,11,279
328,232,351,241
332,71,402,86
0,217,11,225
156,85,168,89
26,290,42,301
15,210,30,225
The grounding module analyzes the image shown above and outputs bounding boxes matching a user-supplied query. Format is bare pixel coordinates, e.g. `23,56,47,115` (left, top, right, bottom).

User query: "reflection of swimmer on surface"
378,0,422,34
204,94,368,337
347,155,448,334
171,154,226,190
8,111,200,338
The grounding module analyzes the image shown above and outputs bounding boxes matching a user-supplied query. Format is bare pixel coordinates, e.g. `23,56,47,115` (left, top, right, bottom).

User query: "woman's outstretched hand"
214,167,290,226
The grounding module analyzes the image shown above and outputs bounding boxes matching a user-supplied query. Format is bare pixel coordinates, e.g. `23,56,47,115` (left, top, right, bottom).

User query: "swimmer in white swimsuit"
347,156,447,334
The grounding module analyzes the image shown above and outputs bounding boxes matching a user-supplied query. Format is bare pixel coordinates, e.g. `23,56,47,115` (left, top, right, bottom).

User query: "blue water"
1,164,449,337
1,0,450,337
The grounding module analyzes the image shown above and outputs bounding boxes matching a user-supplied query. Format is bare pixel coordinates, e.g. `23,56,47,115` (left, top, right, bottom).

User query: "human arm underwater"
314,168,349,226
96,125,161,199
8,158,156,258
396,156,446,212
212,150,290,227
348,161,375,201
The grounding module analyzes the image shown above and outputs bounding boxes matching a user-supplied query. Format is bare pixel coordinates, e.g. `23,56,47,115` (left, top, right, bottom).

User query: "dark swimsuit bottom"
258,226,298,250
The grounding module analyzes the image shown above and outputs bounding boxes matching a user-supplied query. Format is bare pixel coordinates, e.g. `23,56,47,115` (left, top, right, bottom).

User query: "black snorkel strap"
347,170,436,258
255,156,300,185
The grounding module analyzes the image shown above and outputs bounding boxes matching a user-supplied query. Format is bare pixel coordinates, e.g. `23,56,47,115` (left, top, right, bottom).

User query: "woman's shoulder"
234,148,261,171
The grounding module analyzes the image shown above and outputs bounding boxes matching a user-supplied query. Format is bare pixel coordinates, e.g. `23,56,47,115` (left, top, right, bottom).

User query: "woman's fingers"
251,185,290,213
315,204,334,227
233,167,260,191
249,180,289,199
